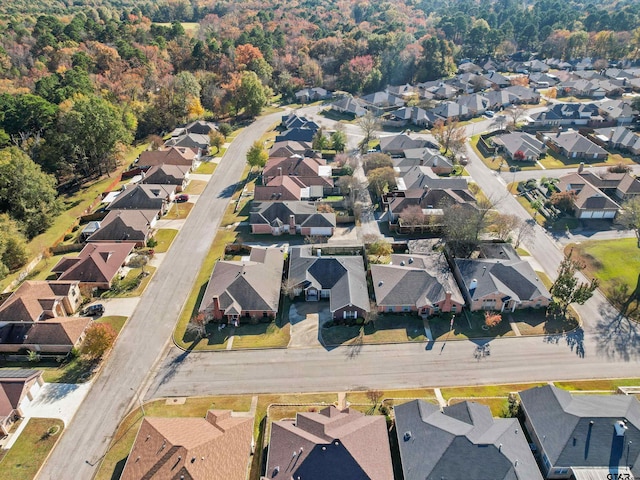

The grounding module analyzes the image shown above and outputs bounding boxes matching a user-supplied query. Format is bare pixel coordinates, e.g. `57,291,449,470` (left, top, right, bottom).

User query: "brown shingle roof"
121,410,253,480
0,281,79,322
265,406,393,480
0,370,42,418
141,164,190,185
137,147,196,168
87,210,157,244
52,243,134,285
0,317,91,348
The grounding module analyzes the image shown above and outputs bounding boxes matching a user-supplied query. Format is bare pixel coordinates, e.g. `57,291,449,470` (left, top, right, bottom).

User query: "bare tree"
432,119,466,156
616,197,640,248
356,112,379,153
399,204,428,233
505,104,527,128
488,213,522,241
337,175,362,209
186,312,207,339
366,389,384,407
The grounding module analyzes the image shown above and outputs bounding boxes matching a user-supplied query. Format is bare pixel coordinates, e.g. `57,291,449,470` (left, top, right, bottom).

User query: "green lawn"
152,229,178,253
164,202,194,219
321,315,427,346
569,239,640,291
173,230,237,349
194,161,217,174
183,180,208,195
231,322,291,349
554,378,640,391
0,418,64,480
101,266,156,299
429,312,514,341
96,315,128,334
509,308,578,336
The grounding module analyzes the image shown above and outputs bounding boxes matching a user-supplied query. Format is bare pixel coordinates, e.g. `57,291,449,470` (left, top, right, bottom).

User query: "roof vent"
615,420,628,437
499,444,502,451
469,278,478,290
378,281,384,286
400,261,405,266
322,446,327,451
408,258,414,264
404,431,412,441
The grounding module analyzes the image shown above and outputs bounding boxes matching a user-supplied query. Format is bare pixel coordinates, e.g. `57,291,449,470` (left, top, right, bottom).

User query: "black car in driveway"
82,304,105,316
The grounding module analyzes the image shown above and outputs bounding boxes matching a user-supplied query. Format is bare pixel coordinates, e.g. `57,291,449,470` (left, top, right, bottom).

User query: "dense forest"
0,0,639,275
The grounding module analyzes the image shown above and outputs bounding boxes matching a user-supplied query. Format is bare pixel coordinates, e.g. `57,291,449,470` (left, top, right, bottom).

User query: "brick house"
0,281,82,322
200,247,285,325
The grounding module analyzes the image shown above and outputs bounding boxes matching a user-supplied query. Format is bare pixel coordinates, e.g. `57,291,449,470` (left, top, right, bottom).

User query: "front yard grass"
194,161,217,174
101,266,156,299
568,239,640,294
554,378,640,391
321,315,427,346
96,315,128,334
447,396,510,416
440,383,547,400
164,202,194,220
173,230,237,349
509,309,578,336
346,388,436,404
152,229,178,253
0,418,64,480
231,322,291,349
429,312,514,341
183,180,208,195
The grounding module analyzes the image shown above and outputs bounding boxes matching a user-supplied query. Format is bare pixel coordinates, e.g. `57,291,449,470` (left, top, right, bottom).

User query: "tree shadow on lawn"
593,301,640,362
510,309,578,336
218,181,241,198
429,312,512,341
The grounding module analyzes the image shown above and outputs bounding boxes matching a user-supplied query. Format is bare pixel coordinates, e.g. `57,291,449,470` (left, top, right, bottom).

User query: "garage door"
310,227,333,236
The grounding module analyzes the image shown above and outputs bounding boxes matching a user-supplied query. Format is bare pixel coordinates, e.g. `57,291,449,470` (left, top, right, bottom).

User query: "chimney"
445,291,452,302
289,214,296,231
578,162,585,173
317,248,322,257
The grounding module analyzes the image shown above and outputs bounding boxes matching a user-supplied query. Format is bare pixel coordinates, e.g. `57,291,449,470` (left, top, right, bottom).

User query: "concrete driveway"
99,297,140,317
23,382,93,426
288,301,331,348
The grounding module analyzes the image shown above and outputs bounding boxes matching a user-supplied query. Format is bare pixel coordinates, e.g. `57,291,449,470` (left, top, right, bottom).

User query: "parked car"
83,304,105,316
485,110,495,118
175,194,189,203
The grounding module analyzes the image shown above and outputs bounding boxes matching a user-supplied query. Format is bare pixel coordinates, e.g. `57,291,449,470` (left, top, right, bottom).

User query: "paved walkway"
434,388,447,407
507,314,522,336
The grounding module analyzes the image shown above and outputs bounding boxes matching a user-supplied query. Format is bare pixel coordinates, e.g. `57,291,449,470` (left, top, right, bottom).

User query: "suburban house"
164,132,210,153
379,134,438,157
269,140,314,158
399,148,455,175
387,106,430,127
384,185,476,230
0,281,82,323
428,101,470,122
598,99,637,126
0,370,44,436
544,130,609,160
519,385,640,479
254,176,324,202
492,132,546,161
250,202,336,237
140,164,190,191
451,244,551,312
394,399,542,480
262,155,333,189
288,246,369,321
275,127,318,144
371,254,465,316
121,410,254,480
456,93,490,116
528,104,605,128
503,85,541,104
295,87,332,103
86,209,158,247
557,172,621,219
107,184,175,215
331,95,368,117
137,146,198,169
264,406,393,480
52,242,134,289
483,71,511,88
0,316,92,354
200,247,285,325
592,126,640,155
485,89,519,110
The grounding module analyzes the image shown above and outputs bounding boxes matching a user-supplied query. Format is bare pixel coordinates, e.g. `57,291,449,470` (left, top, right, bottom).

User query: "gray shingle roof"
288,246,369,313
394,399,542,480
454,257,551,303
250,202,336,229
520,386,640,474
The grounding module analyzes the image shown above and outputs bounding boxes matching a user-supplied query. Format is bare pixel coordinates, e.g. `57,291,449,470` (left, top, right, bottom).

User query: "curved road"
37,111,285,480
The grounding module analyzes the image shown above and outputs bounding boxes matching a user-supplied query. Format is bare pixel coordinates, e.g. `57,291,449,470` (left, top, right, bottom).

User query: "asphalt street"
37,111,285,480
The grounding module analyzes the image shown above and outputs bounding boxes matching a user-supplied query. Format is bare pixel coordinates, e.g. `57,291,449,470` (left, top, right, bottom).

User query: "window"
553,468,569,475
387,307,394,313
432,304,440,313
402,306,411,312
451,305,457,312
